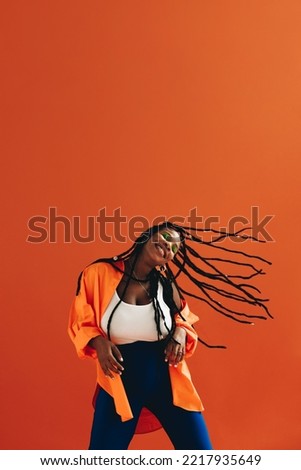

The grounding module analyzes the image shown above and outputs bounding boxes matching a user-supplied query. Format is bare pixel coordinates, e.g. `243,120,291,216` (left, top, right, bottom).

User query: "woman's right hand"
89,336,124,379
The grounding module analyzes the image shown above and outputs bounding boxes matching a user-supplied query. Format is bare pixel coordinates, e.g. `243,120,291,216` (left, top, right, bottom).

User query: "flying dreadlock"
75,221,272,348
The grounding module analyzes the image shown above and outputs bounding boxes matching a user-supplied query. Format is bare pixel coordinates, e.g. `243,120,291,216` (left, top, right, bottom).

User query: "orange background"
1,1,300,449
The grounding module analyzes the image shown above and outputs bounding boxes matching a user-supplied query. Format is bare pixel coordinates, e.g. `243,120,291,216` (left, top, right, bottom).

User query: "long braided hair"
76,221,272,348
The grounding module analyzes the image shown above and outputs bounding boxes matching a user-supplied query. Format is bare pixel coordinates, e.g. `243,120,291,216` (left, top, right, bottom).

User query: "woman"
68,221,271,450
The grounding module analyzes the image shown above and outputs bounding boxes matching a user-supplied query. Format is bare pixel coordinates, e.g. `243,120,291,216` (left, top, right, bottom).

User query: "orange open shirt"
68,260,204,434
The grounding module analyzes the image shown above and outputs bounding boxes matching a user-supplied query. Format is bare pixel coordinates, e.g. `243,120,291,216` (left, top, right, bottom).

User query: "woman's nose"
162,240,171,252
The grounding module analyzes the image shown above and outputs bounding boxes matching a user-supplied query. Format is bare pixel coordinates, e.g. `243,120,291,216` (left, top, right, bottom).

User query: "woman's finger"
168,344,186,366
174,347,185,365
165,346,176,363
164,343,173,362
102,363,115,379
167,345,178,366
112,344,124,364
108,357,124,374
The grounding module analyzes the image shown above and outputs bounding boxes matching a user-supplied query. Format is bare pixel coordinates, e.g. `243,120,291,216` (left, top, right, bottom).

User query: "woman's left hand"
164,327,186,367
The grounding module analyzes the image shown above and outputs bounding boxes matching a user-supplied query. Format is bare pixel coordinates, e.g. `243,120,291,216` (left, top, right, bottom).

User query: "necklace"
133,269,151,298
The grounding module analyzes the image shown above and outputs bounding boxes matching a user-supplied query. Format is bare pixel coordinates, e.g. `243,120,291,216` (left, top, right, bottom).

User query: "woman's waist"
118,339,167,354
116,339,168,369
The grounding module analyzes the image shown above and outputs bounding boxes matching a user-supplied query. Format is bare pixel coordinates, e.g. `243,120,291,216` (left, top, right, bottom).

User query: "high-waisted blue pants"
89,340,213,450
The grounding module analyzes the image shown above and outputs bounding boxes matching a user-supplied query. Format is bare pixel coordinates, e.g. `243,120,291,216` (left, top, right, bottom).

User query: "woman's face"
142,228,181,266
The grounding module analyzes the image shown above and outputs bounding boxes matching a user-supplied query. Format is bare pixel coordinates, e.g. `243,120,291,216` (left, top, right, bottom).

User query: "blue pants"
89,340,213,450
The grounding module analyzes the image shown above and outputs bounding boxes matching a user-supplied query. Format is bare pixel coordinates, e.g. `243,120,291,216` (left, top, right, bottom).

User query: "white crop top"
101,282,172,344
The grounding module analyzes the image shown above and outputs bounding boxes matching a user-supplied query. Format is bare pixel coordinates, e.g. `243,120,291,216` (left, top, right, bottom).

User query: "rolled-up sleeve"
175,300,199,358
68,268,104,359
